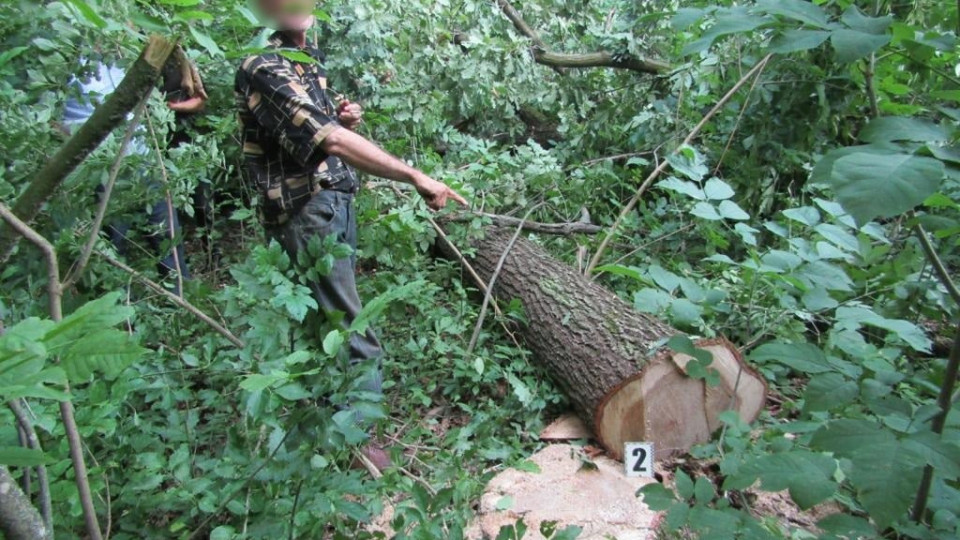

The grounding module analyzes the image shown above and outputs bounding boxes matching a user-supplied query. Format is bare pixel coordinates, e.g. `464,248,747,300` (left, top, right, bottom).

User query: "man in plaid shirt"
237,0,467,470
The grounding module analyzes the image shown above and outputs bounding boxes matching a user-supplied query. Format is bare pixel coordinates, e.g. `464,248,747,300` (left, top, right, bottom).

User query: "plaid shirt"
236,32,358,226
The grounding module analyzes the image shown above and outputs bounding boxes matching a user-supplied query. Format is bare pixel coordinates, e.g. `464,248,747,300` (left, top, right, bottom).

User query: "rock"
470,444,659,539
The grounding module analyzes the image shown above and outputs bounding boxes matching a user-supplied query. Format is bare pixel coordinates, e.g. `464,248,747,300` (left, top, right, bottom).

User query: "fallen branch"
495,0,670,75
585,54,773,276
0,35,177,264
97,252,246,349
441,211,602,235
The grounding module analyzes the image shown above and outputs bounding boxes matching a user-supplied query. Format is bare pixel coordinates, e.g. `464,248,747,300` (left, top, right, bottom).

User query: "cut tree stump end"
595,338,767,461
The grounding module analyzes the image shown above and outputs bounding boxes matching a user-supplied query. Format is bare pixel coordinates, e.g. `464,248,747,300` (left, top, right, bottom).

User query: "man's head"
257,0,316,31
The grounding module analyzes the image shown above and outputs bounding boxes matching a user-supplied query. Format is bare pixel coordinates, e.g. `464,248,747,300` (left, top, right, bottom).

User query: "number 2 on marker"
624,442,653,477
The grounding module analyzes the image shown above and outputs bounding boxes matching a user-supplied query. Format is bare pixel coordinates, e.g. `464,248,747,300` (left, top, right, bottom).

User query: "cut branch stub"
461,228,766,460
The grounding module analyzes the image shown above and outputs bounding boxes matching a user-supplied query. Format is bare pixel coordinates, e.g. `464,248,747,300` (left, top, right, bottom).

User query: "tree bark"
0,35,176,264
495,0,670,75
0,466,51,540
462,229,766,459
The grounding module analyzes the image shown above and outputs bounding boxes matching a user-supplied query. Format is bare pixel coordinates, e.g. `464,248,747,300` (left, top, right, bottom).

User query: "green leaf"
349,280,426,334
831,29,891,63
782,206,821,226
694,476,715,503
675,469,695,500
804,373,858,412
810,143,900,186
658,177,706,200
810,419,894,457
189,26,224,57
826,152,944,224
840,6,892,35
717,200,749,220
667,146,709,181
755,0,830,29
835,306,932,351
239,372,287,392
860,117,951,144
322,331,344,356
60,329,145,382
847,441,924,528
703,178,735,200
750,342,832,374
638,483,677,510
769,29,831,53
691,202,722,221
682,11,771,55
724,451,838,509
278,50,318,64
63,0,109,28
0,446,47,466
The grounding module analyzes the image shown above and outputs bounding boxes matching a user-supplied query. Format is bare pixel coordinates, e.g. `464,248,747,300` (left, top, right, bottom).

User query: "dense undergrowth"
1,0,959,538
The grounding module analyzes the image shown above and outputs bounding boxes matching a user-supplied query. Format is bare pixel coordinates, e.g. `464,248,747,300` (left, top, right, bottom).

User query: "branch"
0,35,177,264
584,54,773,276
912,320,960,522
98,252,246,349
915,222,960,306
0,203,103,540
495,0,670,75
466,203,542,354
0,466,50,540
63,96,150,290
441,211,603,235
7,400,52,532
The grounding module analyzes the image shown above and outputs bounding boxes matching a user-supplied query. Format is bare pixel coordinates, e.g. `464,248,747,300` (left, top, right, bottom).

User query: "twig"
0,202,102,540
914,223,960,306
440,211,602,235
584,54,774,276
574,151,653,169
467,204,542,354
7,399,52,532
712,61,764,175
351,449,384,479
64,97,150,289
97,252,246,349
911,320,960,522
288,479,304,539
145,113,185,296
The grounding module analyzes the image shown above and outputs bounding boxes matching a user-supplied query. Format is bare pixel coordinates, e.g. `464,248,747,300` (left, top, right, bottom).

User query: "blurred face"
258,0,316,31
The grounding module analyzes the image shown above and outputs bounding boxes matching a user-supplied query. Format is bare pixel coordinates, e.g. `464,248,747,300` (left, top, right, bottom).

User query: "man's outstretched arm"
323,127,468,210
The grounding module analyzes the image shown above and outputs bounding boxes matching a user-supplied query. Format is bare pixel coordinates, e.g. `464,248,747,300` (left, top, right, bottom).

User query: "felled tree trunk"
466,229,766,460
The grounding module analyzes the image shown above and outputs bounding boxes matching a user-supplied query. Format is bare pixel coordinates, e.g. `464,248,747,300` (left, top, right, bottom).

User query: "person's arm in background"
167,47,207,114
241,58,467,210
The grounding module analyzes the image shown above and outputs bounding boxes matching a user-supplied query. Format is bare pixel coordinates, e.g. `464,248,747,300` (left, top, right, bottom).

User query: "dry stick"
0,202,103,540
64,97,150,289
466,204,542,354
0,36,176,264
7,399,52,533
584,54,773,277
97,252,246,349
144,113,185,296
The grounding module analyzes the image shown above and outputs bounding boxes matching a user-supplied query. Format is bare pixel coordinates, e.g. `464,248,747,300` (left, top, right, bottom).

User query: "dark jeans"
98,185,191,295
265,190,384,420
